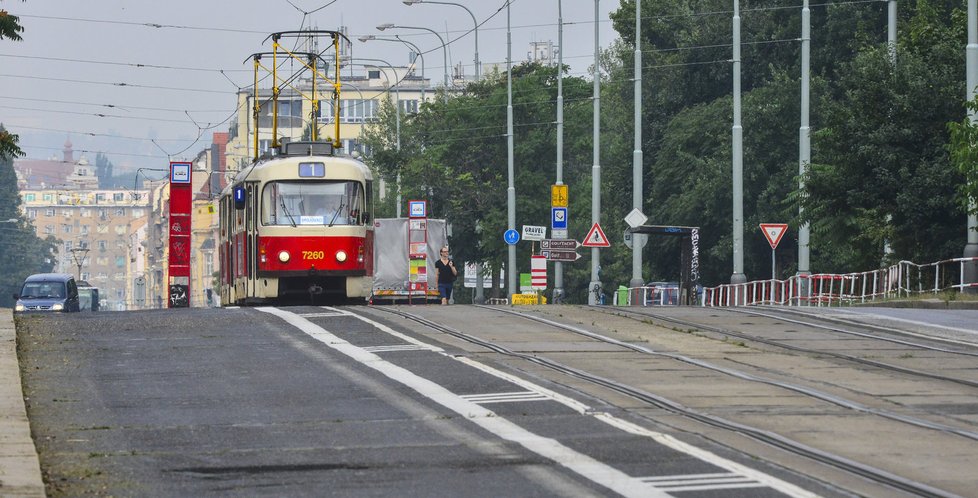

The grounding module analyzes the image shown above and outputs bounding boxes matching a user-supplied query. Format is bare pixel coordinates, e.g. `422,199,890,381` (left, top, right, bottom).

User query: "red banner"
168,162,193,308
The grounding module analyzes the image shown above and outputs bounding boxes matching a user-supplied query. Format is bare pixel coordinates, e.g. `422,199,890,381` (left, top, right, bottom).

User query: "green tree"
95,152,114,188
0,126,58,307
0,2,25,158
948,96,978,218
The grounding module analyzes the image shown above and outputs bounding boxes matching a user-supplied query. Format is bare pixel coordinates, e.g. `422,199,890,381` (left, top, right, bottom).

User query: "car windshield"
262,181,363,227
20,281,65,299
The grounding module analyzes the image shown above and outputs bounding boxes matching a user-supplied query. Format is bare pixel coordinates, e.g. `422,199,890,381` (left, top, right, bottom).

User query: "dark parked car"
13,273,81,313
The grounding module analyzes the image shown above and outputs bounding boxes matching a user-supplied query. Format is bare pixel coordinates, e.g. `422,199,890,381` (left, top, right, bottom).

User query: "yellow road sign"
551,184,568,207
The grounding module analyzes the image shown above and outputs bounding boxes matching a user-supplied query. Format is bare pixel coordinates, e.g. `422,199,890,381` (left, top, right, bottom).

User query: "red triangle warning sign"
582,222,611,248
759,223,789,249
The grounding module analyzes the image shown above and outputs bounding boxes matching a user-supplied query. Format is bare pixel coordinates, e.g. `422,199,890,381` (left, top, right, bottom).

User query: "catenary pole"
731,0,746,285
554,0,566,303
507,1,517,299
588,0,603,305
630,0,645,290
797,0,811,288
965,0,978,291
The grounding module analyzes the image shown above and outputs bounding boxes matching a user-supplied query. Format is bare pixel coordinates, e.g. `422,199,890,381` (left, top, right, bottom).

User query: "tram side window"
262,181,365,226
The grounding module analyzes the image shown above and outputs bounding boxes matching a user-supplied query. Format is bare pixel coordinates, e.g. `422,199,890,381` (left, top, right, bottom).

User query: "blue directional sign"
504,229,520,245
552,207,568,229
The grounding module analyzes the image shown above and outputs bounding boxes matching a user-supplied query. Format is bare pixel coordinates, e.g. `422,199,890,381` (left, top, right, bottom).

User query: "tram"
218,141,374,305
218,29,375,305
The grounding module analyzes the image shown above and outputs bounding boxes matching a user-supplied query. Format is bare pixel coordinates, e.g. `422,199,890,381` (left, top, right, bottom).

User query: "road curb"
0,309,45,497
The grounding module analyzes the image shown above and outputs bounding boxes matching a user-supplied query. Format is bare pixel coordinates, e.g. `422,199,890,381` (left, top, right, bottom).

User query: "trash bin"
616,285,628,306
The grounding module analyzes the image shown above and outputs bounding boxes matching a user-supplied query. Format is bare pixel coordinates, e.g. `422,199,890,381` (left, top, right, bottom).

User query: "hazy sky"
1,0,625,172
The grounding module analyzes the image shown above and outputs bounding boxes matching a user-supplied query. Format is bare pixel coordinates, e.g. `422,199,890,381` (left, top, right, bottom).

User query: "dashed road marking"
461,391,551,404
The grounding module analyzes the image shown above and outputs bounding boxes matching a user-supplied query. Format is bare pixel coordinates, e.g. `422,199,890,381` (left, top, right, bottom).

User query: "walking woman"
434,246,457,305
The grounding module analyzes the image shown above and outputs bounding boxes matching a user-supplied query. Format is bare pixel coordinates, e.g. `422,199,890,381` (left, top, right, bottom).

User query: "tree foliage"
0,130,58,307
365,0,972,300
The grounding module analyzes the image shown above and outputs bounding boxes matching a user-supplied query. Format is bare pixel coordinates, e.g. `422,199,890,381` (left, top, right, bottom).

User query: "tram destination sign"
541,238,580,250
541,250,581,262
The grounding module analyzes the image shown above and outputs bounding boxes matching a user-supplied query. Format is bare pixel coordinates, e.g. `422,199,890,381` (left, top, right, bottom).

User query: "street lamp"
69,247,89,280
354,58,403,218
377,23,449,90
403,0,480,81
359,35,426,81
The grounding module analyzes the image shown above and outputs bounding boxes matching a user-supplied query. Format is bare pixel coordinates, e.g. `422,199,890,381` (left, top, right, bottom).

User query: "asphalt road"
17,306,818,497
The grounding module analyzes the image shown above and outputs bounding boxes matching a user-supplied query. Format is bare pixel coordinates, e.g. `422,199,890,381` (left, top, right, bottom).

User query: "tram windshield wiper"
280,199,297,227
328,201,344,227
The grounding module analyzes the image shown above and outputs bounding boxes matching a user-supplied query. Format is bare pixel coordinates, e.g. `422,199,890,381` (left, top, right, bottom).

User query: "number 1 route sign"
759,223,789,249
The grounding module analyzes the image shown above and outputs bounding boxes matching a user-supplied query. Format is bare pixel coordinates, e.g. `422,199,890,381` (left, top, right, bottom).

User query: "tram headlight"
278,250,291,263
335,250,348,263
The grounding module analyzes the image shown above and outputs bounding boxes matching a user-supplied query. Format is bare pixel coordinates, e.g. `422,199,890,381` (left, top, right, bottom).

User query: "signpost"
582,222,611,248
167,161,192,308
522,225,547,241
541,250,581,262
759,223,788,280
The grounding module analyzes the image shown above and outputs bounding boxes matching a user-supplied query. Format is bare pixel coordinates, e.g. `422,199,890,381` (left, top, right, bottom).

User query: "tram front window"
263,181,363,226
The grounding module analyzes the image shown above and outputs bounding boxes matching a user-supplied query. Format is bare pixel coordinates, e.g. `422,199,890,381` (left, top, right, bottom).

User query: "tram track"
588,305,978,390
368,305,960,498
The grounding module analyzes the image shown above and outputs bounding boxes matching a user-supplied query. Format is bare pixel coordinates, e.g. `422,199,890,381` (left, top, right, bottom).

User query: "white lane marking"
641,473,766,492
362,344,438,353
260,306,662,498
298,312,348,318
319,306,444,352
461,391,552,404
342,308,820,498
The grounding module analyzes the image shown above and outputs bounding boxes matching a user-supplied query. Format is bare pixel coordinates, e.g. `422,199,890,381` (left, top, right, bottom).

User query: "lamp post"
70,247,89,280
354,58,402,218
402,0,479,81
359,35,426,80
377,23,449,90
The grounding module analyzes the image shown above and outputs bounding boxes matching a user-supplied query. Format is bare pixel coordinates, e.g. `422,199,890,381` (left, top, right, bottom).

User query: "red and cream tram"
218,141,373,305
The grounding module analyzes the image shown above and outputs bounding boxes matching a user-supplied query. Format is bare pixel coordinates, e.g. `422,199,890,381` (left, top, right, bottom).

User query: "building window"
24,193,35,202
62,209,72,218
113,193,125,201
44,225,54,234
64,241,72,251
42,194,52,201
368,70,381,79
114,225,126,235
27,209,37,219
97,256,109,266
132,209,145,218
80,225,89,235
80,272,90,281
63,224,72,234
80,209,90,217
400,99,419,114
96,193,106,203
115,208,125,216
45,208,55,216
116,256,125,268
98,240,107,251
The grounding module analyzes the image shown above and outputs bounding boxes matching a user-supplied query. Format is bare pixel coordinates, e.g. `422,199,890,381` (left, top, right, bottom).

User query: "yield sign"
759,223,789,249
582,222,611,248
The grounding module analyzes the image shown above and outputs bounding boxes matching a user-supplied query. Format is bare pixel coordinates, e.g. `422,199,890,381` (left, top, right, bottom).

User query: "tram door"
246,182,259,299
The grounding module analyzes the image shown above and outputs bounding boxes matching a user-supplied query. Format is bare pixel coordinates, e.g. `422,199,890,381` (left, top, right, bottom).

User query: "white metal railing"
612,284,683,307
701,257,978,307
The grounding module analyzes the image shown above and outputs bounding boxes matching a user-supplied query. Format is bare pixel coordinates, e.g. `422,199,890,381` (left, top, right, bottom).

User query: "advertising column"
168,161,193,308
